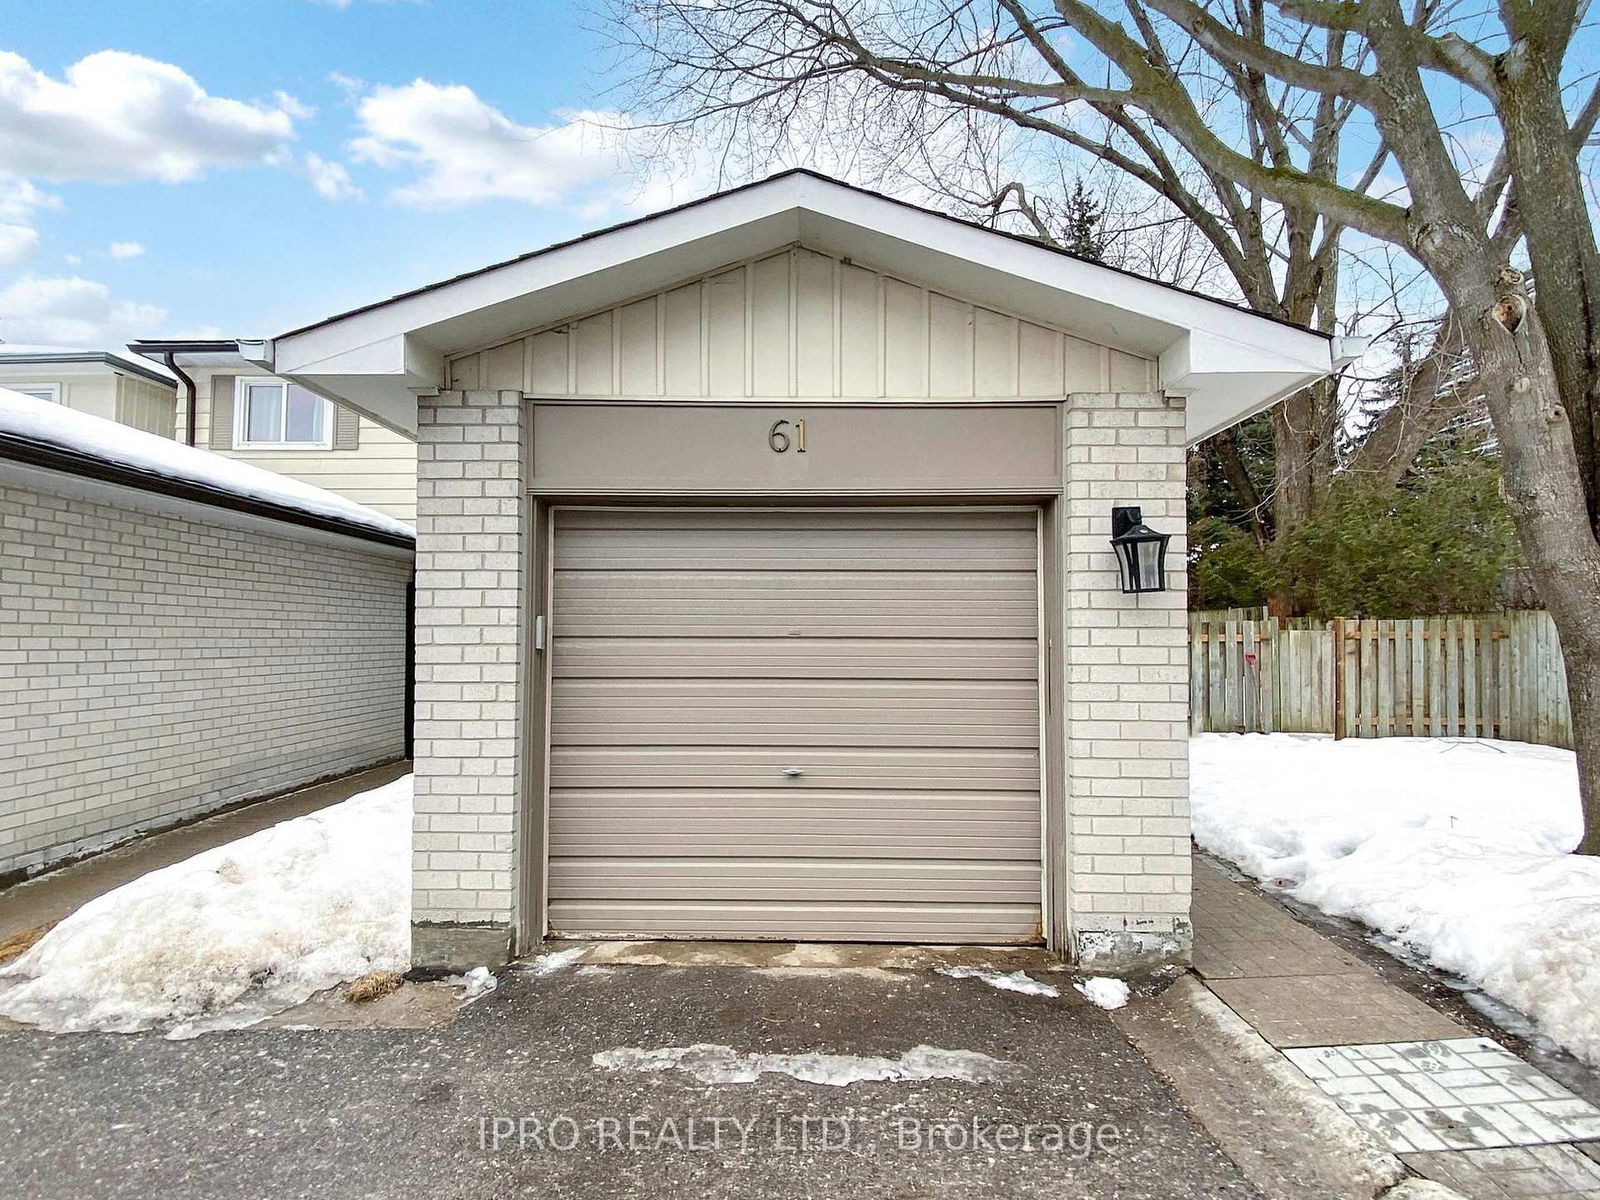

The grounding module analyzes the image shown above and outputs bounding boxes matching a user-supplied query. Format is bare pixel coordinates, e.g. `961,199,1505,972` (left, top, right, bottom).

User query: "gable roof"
263,169,1355,442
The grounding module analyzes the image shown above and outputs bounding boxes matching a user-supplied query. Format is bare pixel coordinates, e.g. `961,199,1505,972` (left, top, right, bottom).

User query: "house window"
11,384,61,403
234,379,330,449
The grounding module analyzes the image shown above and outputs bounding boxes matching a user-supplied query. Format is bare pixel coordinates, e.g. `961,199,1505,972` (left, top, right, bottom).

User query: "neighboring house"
240,170,1358,972
0,343,177,438
129,340,418,523
0,387,414,883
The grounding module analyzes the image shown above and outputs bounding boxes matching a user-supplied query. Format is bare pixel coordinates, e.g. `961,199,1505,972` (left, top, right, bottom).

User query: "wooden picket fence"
1189,610,1573,747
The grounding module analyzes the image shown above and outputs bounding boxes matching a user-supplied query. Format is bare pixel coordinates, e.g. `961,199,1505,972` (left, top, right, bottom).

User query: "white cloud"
273,91,315,121
108,241,145,259
0,50,301,184
0,178,62,267
305,152,363,201
328,72,366,98
0,224,39,268
0,177,59,223
0,276,166,347
348,80,641,210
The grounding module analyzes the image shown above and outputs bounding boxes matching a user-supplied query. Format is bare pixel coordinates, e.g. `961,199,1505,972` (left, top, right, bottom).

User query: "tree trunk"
1269,379,1337,615
1494,26,1600,525
1212,429,1270,549
1441,265,1600,855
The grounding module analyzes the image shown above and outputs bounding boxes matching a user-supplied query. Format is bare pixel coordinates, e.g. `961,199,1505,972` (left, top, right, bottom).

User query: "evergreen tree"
1062,178,1107,262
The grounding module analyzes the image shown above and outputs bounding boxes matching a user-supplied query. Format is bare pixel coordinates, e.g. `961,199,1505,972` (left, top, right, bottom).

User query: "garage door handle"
781,767,804,777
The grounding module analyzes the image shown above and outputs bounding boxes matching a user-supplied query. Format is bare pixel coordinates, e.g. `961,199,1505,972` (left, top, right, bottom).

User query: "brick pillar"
1060,391,1191,969
411,389,524,970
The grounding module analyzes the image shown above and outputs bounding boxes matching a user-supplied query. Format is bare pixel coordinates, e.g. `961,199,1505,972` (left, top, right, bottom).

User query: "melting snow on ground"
446,966,499,1004
0,777,412,1036
592,1043,1014,1086
521,946,587,976
1073,977,1131,1010
1192,733,1600,1065
937,966,1060,997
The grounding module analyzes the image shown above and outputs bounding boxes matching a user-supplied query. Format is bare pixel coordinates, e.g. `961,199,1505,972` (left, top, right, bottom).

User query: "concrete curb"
1114,975,1412,1199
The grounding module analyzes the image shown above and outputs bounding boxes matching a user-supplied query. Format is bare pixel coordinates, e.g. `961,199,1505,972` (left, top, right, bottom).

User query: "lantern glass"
1110,506,1171,593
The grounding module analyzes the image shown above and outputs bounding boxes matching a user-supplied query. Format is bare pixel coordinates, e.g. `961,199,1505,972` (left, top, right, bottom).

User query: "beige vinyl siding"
0,368,119,422
0,364,174,435
184,367,418,522
447,246,1155,399
114,372,177,437
546,506,1043,943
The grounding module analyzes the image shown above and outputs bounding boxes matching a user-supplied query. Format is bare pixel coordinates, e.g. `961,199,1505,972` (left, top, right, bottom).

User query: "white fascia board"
1161,328,1335,443
787,175,1333,368
272,187,807,373
269,172,1336,439
266,333,435,438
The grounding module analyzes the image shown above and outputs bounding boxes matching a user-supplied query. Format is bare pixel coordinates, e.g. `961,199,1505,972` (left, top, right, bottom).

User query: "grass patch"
346,969,405,1003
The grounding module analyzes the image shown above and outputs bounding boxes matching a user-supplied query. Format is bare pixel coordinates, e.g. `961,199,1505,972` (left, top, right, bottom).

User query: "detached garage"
250,170,1354,969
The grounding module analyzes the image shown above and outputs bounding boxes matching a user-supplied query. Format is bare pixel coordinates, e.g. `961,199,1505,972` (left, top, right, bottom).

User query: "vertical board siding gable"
452,246,1152,399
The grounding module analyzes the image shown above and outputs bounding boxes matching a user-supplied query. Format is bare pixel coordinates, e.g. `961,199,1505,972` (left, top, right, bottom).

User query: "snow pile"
938,966,1060,997
593,1043,1015,1086
451,966,499,1004
1074,977,1130,1010
0,386,413,542
1192,734,1600,1064
0,776,412,1035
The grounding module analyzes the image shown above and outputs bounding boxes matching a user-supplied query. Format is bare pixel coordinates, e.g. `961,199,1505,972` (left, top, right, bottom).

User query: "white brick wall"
412,390,523,932
1061,392,1191,963
409,387,1190,966
0,481,411,879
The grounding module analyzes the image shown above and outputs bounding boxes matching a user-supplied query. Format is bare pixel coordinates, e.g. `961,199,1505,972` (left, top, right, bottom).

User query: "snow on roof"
0,387,414,544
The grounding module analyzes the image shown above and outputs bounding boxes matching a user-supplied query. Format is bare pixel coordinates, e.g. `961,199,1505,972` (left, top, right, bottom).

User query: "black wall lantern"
1110,506,1172,594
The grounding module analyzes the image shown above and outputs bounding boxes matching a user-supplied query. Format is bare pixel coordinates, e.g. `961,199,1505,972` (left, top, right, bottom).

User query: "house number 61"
768,419,807,454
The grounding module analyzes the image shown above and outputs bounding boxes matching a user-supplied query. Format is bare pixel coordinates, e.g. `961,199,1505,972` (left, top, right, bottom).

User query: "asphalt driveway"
0,962,1259,1199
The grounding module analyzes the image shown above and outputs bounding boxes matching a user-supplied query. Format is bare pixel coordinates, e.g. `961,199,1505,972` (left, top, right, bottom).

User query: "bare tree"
608,0,1600,851
605,0,1475,573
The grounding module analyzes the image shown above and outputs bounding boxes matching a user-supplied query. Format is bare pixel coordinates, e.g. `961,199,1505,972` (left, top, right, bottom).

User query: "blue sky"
0,0,670,346
0,2,1590,353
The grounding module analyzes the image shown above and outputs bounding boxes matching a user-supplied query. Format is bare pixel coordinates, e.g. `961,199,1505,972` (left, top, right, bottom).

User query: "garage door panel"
558,508,1035,535
547,902,1041,943
552,725,1039,748
555,568,1040,597
551,815,1041,860
550,747,1041,789
551,681,1041,737
547,507,1043,943
554,637,1039,680
549,787,1041,811
549,858,1042,903
553,677,1040,712
554,572,1037,639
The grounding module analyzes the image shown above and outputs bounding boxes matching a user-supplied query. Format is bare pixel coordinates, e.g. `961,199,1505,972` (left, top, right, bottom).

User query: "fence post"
1332,618,1346,740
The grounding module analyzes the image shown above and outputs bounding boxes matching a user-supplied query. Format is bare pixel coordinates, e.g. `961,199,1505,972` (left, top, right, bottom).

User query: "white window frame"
233,377,332,450
12,383,61,403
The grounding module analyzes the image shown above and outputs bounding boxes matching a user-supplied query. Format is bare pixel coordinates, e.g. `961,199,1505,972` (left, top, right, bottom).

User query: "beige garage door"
546,507,1043,942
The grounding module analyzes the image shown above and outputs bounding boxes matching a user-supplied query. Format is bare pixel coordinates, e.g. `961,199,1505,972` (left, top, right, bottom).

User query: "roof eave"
267,171,1339,441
